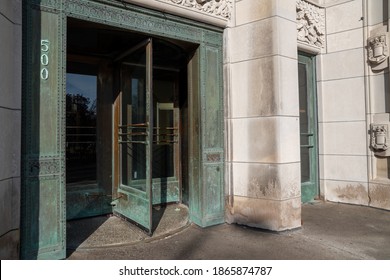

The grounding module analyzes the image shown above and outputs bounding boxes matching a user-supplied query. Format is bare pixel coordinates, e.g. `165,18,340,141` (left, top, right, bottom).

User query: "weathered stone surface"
236,0,295,26
326,0,362,34
0,0,22,24
320,155,368,182
230,56,299,118
321,48,365,81
367,0,388,26
0,229,19,260
232,162,300,200
370,73,389,114
318,77,365,122
0,179,13,237
229,16,296,63
231,117,300,164
0,15,22,110
226,196,301,231
0,110,21,180
324,180,369,205
319,121,367,155
369,183,390,210
327,28,363,53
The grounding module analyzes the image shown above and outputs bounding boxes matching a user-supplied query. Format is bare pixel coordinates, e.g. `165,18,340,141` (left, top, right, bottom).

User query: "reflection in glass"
299,63,309,134
66,73,97,184
153,102,174,178
121,73,147,190
119,39,182,191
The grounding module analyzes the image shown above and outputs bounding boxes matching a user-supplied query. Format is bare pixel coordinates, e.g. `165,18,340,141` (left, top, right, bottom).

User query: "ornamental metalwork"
164,0,232,19
297,0,325,48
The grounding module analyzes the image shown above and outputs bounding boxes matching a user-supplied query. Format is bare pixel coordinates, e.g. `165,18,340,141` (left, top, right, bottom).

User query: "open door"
113,39,154,234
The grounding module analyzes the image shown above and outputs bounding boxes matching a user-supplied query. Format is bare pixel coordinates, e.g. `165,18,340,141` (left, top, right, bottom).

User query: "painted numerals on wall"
40,39,50,80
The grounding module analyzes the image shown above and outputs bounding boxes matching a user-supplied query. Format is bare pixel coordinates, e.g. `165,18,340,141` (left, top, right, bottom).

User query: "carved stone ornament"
296,0,325,48
164,0,232,19
371,124,389,155
368,34,389,70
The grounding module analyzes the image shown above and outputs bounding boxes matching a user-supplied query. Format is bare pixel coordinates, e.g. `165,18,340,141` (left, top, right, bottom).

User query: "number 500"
40,39,49,80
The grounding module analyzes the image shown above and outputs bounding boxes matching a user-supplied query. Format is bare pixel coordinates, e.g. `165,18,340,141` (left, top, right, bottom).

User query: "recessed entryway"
65,18,196,235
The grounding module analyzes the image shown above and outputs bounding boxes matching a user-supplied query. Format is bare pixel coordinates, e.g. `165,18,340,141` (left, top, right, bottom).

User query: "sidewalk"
67,201,390,260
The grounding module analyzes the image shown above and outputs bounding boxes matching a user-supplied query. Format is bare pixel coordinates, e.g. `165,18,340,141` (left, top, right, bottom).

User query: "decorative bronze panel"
21,3,65,259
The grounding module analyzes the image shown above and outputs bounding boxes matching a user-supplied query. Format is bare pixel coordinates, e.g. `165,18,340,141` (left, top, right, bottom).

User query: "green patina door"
22,0,224,259
298,53,319,203
114,38,188,233
114,39,154,233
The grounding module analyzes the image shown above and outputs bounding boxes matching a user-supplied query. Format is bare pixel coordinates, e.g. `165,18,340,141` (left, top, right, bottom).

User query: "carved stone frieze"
163,0,232,19
297,0,325,48
367,34,389,71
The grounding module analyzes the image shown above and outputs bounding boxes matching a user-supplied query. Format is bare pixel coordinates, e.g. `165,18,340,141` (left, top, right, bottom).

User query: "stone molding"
163,0,232,19
297,0,325,49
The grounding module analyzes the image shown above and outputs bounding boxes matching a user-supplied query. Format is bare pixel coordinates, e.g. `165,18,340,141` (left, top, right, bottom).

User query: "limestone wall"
0,0,22,259
365,0,390,210
225,0,301,231
317,0,369,205
317,0,390,210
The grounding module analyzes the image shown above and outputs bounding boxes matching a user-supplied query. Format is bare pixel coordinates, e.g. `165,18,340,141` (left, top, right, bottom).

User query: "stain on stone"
333,184,368,204
369,183,390,210
248,176,279,198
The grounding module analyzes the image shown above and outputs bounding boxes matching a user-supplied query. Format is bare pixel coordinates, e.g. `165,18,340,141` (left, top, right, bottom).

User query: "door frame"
21,0,225,259
298,52,319,203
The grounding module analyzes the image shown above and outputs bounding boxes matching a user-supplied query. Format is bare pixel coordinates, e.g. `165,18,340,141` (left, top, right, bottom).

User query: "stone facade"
316,0,390,211
1,0,390,259
0,0,22,259
224,0,301,231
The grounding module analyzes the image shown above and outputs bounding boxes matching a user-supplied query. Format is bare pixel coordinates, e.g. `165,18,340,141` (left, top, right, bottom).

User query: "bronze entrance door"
113,38,185,234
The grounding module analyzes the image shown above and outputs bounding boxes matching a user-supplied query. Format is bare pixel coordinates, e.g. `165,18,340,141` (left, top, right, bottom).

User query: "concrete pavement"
67,201,390,260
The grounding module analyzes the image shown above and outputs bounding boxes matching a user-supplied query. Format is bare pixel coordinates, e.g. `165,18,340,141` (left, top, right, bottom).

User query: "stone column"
0,0,22,259
225,0,301,231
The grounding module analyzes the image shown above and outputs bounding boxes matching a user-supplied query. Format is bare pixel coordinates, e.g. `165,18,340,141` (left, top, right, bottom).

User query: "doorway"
65,18,194,234
298,53,319,203
22,0,224,259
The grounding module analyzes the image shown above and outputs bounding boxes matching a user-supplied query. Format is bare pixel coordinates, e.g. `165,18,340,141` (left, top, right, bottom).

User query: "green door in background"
298,53,319,203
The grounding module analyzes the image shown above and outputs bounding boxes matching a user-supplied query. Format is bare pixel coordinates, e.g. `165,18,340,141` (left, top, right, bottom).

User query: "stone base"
0,229,19,259
369,182,390,210
226,196,301,231
323,180,369,206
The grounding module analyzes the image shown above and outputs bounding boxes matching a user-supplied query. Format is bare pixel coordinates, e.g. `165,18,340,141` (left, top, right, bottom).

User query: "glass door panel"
151,71,181,205
65,71,111,220
114,39,153,234
114,37,185,233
